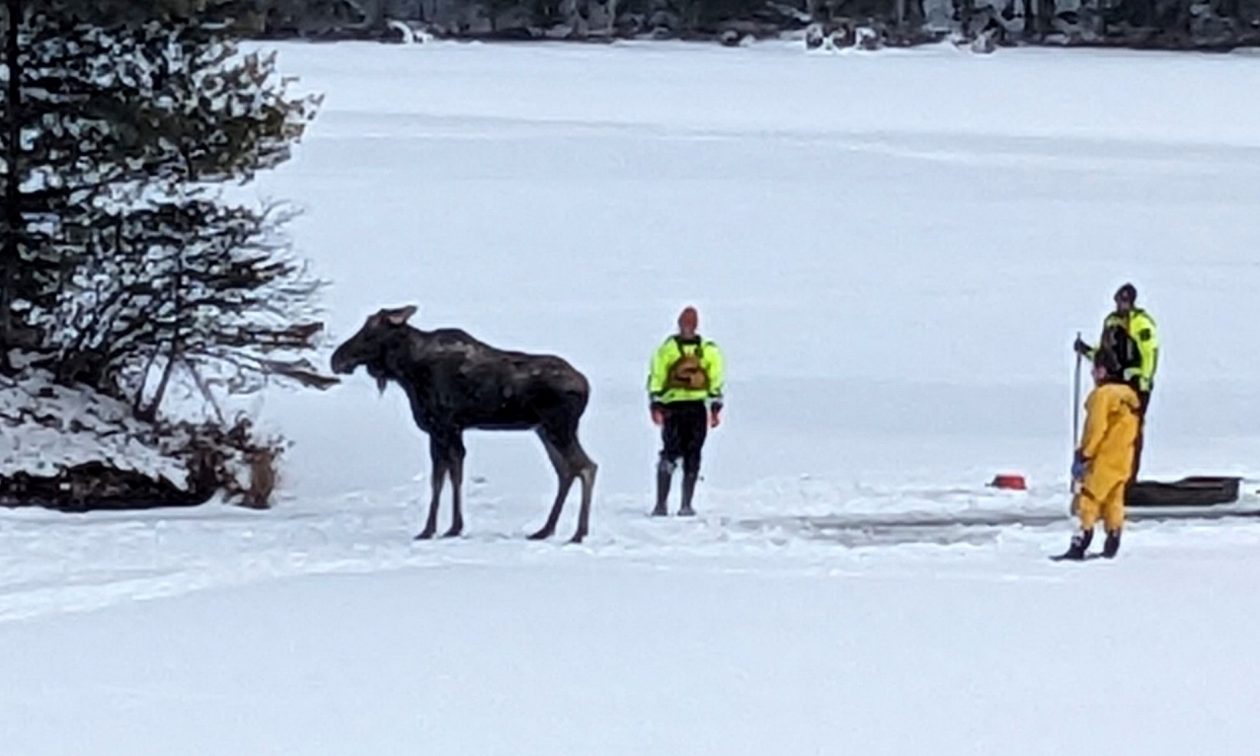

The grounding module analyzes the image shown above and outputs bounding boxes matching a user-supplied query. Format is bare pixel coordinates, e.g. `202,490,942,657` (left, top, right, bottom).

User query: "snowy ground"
5,40,1260,755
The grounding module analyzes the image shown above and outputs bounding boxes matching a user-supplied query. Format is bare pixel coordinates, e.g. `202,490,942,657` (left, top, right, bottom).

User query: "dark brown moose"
330,305,597,543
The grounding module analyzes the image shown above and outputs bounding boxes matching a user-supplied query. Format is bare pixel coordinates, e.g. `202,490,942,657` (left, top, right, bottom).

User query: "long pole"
1073,331,1082,444
1071,330,1083,503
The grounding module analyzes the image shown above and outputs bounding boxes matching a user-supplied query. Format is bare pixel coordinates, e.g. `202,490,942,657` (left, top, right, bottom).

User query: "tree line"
225,0,1259,49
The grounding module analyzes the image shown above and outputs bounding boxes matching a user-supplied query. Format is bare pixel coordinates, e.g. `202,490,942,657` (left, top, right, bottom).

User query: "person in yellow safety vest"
1074,282,1158,477
1055,348,1141,561
647,306,725,517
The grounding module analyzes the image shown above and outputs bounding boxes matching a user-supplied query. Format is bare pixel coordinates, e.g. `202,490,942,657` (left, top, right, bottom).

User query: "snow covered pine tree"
0,1,330,509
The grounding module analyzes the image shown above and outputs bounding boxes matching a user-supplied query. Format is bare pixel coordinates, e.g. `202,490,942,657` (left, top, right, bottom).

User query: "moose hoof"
528,528,553,541
442,527,463,539
414,529,436,541
568,533,586,545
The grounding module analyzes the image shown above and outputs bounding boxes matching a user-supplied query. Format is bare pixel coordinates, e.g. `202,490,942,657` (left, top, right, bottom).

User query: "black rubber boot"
1054,528,1094,561
678,472,698,517
1102,529,1121,559
652,462,671,516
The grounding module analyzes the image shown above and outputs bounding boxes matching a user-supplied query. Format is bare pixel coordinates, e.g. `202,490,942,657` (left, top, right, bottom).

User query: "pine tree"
1,1,323,408
0,1,326,507
37,198,330,420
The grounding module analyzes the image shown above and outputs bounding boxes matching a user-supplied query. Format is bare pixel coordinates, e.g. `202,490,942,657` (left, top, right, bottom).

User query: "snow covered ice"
4,40,1260,755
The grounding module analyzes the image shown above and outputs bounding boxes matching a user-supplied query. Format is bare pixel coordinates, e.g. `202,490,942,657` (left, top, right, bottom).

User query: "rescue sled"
1125,476,1241,509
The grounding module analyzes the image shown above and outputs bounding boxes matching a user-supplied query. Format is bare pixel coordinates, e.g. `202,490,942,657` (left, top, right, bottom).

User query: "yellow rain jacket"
647,335,724,407
1074,381,1141,531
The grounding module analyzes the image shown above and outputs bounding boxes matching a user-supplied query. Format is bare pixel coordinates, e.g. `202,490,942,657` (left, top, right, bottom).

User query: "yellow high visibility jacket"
647,335,724,407
1085,308,1159,392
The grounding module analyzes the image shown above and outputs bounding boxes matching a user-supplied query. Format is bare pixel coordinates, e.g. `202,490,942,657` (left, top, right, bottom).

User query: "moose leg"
538,422,598,544
568,440,597,544
529,431,574,541
417,437,450,540
443,435,466,538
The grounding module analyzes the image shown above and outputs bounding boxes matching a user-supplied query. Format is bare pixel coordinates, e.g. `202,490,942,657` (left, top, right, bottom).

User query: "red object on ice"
989,474,1027,491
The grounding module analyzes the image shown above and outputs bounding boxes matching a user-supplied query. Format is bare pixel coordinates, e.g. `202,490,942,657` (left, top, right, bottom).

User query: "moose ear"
382,304,418,326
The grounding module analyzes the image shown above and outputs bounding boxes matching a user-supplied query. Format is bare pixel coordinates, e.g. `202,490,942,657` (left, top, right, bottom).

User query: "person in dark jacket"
1074,282,1159,477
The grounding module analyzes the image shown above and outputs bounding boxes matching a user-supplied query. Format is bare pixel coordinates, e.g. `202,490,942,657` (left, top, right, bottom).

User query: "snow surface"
5,40,1260,755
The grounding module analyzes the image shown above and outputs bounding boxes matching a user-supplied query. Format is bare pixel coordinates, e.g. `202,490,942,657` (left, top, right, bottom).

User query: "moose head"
330,305,418,393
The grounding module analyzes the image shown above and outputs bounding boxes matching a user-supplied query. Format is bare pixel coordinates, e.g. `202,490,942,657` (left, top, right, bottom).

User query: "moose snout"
330,349,354,375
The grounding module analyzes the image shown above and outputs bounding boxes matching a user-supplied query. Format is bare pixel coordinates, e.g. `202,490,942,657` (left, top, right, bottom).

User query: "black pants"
660,401,708,475
1132,390,1151,479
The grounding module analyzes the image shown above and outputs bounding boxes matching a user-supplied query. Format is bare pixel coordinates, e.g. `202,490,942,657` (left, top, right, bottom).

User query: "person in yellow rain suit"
1056,349,1141,561
647,306,725,517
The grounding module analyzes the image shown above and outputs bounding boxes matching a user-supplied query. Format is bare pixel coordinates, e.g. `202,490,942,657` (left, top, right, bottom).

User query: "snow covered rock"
855,25,882,50
0,370,280,511
971,29,998,53
382,19,435,43
804,22,826,49
0,373,189,485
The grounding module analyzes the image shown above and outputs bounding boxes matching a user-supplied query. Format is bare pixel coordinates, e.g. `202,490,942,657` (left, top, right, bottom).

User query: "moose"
330,305,598,543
